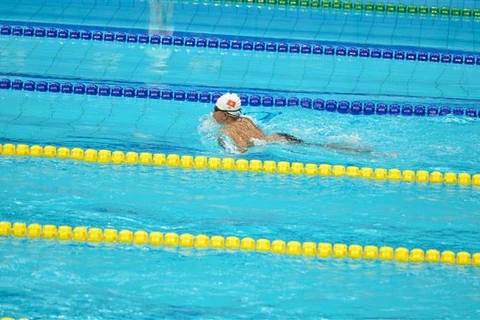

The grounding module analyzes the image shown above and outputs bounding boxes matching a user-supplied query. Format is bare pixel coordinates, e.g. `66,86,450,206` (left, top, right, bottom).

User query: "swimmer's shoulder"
239,116,262,130
240,116,256,125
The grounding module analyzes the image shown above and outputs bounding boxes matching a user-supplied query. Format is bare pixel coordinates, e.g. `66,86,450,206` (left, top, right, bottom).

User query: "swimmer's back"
225,117,266,141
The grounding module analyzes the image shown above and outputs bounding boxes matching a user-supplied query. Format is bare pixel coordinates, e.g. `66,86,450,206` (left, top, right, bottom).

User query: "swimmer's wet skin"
212,93,265,152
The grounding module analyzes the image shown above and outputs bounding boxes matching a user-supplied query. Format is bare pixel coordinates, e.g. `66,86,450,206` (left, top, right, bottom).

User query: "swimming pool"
1,0,479,319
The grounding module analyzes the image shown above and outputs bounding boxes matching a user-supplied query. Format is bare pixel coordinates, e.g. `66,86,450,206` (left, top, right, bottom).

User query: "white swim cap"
215,93,241,117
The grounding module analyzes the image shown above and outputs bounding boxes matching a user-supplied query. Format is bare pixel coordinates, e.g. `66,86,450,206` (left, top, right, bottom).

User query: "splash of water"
197,114,241,154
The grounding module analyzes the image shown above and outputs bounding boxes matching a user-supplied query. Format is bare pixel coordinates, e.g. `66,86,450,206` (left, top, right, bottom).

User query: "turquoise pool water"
1,0,480,319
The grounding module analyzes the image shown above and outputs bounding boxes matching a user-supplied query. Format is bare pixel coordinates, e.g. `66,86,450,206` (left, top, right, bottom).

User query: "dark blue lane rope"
1,24,480,66
1,77,478,118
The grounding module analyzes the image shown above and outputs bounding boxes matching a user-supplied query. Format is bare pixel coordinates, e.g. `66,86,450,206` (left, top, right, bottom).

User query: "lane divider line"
1,77,478,118
1,143,480,187
214,0,480,18
1,221,478,266
1,24,479,69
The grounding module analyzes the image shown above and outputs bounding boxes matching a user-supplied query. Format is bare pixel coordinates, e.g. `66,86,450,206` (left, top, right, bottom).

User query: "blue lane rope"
1,24,480,67
0,77,478,118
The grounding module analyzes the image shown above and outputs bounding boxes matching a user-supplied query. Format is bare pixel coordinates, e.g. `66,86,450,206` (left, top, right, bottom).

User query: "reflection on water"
149,0,174,36
146,1,223,82
146,0,175,75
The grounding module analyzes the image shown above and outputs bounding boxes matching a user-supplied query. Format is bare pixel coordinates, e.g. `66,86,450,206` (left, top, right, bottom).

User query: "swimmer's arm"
230,135,248,153
219,130,248,153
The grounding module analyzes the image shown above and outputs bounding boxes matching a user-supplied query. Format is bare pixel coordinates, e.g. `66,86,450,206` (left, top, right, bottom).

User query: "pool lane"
1,0,479,51
1,89,480,173
0,35,479,100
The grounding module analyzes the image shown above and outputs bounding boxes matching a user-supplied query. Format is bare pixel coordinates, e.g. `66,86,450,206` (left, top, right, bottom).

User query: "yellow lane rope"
1,143,480,186
1,222,479,267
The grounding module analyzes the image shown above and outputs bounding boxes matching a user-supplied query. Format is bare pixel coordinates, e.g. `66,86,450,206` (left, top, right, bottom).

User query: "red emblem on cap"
226,99,237,108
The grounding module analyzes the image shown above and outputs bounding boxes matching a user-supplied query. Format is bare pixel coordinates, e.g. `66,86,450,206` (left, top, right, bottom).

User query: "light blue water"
1,156,479,252
1,241,479,320
1,0,480,319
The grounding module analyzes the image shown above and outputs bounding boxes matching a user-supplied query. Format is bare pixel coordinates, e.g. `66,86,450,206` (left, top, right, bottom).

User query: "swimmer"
212,93,380,154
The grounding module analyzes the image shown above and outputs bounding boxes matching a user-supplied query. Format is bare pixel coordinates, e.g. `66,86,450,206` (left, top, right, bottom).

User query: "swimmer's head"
212,93,242,123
